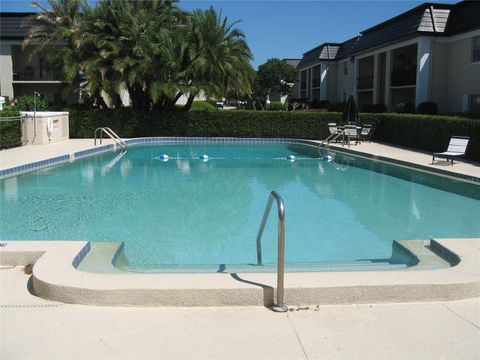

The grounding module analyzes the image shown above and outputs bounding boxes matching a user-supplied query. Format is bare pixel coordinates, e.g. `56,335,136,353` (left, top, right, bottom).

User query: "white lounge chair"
432,136,470,165
324,123,342,143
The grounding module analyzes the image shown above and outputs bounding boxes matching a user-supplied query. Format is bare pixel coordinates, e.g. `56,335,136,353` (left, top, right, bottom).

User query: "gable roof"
297,1,480,67
297,43,340,68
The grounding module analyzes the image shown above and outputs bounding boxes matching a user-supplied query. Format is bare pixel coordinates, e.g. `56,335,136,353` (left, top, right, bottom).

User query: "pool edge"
1,238,478,307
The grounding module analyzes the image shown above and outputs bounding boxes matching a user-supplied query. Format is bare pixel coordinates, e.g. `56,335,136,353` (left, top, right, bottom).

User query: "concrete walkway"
1,267,479,359
322,141,480,179
0,139,117,170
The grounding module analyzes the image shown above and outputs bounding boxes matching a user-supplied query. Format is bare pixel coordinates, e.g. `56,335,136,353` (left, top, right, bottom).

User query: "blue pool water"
1,142,479,270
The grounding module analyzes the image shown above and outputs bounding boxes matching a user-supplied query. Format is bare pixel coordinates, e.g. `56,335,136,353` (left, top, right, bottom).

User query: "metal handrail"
94,127,127,149
256,191,288,313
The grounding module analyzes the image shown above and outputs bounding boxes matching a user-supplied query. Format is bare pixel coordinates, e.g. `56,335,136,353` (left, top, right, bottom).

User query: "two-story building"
0,12,77,105
296,1,480,113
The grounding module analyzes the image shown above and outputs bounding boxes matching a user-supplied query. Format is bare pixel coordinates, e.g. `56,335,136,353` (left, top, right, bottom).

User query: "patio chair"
324,123,342,143
359,124,372,143
432,136,470,165
342,125,359,147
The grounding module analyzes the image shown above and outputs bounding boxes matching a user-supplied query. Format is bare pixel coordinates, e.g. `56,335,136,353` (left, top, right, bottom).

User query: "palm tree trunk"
183,94,195,112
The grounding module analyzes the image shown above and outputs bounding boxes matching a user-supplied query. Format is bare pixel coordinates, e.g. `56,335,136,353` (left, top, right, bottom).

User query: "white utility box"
21,111,69,145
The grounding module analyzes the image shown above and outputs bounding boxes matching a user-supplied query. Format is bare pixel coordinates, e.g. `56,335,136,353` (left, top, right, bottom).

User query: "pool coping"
0,238,478,306
1,137,479,183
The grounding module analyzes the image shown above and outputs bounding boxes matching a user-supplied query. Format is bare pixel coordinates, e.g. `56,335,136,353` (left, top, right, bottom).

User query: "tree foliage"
255,58,298,98
24,0,254,111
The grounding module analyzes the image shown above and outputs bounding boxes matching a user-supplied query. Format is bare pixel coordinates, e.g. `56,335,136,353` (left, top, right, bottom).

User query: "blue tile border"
72,242,92,269
0,137,478,184
0,154,70,179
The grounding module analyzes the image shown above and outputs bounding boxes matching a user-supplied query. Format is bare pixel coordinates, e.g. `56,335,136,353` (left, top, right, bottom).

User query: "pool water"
1,142,479,270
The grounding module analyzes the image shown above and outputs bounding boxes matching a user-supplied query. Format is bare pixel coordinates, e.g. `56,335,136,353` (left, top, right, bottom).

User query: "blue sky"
1,0,456,68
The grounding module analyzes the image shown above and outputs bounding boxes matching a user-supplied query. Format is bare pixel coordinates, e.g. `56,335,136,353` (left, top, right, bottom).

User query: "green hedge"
0,109,22,149
69,108,339,140
368,113,480,160
68,109,480,160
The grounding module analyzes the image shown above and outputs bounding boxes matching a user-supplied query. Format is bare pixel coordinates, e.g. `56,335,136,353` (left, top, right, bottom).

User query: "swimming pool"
1,140,479,272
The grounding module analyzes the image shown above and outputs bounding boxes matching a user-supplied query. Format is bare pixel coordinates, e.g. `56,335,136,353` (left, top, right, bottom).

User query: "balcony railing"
357,76,373,90
12,68,63,82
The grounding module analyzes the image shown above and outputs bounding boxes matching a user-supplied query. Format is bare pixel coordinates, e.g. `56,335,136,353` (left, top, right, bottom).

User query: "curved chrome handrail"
94,127,127,149
256,191,288,312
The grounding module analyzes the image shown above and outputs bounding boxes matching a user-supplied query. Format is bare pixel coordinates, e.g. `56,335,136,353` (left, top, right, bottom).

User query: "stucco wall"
431,41,449,113
444,34,480,112
335,60,355,102
327,63,337,102
0,44,14,98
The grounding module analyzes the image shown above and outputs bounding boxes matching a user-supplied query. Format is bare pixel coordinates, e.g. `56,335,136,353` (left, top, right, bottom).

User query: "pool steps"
1,238,478,307
75,239,448,274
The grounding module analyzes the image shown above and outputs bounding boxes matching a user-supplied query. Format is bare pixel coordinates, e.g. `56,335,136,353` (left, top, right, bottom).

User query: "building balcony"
357,76,373,90
390,70,416,87
12,68,63,82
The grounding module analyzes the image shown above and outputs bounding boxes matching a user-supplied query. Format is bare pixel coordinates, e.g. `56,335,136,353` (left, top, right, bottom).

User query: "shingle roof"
444,1,480,36
349,3,454,56
335,36,361,61
0,13,34,40
297,1,480,64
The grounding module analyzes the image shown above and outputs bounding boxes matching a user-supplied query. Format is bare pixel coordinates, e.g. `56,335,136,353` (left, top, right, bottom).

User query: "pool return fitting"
256,191,288,312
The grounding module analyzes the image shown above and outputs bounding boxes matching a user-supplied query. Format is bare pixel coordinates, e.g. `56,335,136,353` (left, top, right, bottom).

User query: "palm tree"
80,0,187,110
183,7,254,111
23,2,87,84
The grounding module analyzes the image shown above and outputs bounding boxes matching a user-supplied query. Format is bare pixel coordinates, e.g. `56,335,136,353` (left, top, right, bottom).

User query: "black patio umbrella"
342,94,359,125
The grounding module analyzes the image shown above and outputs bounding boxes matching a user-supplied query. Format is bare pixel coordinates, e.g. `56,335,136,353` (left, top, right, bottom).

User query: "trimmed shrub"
394,103,416,114
68,108,338,140
189,101,217,112
362,113,480,160
10,95,49,111
361,104,387,113
327,102,345,112
0,109,22,149
67,108,480,160
417,102,438,115
309,100,329,109
269,101,284,111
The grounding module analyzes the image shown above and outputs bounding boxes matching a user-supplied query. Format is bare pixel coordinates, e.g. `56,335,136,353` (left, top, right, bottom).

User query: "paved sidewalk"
1,267,479,360
0,139,117,170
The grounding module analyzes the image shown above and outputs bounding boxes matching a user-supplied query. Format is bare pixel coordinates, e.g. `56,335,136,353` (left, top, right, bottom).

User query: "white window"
469,95,480,112
472,36,480,62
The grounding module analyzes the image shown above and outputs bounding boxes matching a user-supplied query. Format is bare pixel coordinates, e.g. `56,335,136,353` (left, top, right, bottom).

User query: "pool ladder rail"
94,127,127,150
256,191,288,313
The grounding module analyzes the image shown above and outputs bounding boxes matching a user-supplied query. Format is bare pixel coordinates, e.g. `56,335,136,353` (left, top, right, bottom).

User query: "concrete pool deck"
1,137,479,358
1,266,479,359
